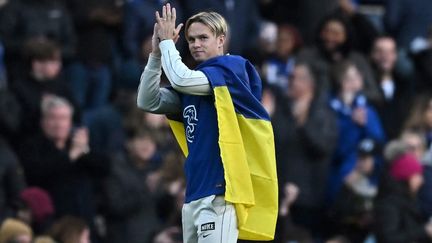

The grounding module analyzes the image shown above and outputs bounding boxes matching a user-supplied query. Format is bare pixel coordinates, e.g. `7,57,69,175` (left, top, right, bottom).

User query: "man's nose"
192,40,201,48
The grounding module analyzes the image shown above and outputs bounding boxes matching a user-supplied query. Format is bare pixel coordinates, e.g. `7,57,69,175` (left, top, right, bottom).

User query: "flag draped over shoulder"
168,55,278,241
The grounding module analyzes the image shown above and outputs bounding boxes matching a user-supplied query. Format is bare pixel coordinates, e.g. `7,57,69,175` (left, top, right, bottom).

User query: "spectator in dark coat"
272,62,338,237
419,156,432,220
103,128,160,243
0,0,76,80
64,0,122,111
412,27,432,92
374,141,432,243
0,137,26,223
370,36,413,139
298,14,380,103
17,95,108,235
328,61,385,203
11,38,79,141
0,86,21,144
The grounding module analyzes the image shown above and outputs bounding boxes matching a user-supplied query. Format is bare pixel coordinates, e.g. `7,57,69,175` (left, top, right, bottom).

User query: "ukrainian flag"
168,55,278,241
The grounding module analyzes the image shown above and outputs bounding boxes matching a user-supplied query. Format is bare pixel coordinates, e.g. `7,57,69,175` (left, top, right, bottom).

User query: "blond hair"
185,11,228,38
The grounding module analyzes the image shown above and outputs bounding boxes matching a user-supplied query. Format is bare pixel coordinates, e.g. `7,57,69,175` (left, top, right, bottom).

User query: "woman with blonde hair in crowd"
0,218,33,243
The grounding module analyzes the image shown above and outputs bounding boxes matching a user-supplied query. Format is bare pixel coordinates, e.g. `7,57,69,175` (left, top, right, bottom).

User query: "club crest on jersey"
183,105,198,143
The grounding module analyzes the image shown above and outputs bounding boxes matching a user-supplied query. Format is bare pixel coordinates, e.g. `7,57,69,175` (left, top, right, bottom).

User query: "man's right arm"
137,54,182,114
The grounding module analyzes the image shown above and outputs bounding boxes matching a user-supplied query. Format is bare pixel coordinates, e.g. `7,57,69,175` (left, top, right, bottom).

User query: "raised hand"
155,3,183,43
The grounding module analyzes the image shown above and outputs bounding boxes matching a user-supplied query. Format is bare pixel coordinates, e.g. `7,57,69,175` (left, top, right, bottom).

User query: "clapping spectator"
374,140,432,243
17,95,108,235
272,62,338,238
102,128,161,243
328,61,385,203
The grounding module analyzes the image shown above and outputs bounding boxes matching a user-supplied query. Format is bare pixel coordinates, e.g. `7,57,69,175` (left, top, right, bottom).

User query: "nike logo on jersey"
201,222,215,231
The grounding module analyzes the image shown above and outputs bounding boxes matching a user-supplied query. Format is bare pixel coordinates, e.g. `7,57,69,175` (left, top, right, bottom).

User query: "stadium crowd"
0,0,432,242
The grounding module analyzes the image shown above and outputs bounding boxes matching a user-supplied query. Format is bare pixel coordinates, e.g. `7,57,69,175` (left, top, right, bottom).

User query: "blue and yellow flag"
168,55,278,241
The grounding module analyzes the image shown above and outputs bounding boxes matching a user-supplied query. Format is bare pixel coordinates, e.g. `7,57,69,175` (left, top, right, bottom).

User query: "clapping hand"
155,3,183,43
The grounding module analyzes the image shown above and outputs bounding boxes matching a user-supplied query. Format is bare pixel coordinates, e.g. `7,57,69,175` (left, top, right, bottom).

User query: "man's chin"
193,56,206,63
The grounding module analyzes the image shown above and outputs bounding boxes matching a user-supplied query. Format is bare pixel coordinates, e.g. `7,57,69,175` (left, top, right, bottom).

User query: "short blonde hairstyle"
185,11,228,38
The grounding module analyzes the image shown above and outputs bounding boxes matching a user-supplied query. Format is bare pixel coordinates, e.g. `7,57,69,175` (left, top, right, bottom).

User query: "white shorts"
182,195,238,243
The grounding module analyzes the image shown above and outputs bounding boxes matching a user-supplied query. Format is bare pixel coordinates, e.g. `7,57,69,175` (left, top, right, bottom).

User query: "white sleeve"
136,54,182,114
159,40,211,96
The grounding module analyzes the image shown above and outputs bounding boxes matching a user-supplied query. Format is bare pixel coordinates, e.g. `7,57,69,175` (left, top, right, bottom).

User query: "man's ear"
218,35,226,48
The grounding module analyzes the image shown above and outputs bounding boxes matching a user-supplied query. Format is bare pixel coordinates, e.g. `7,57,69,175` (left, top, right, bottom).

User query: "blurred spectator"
262,24,303,91
370,36,413,139
401,130,427,161
0,137,26,223
259,0,338,44
0,68,21,144
19,187,55,235
383,0,432,79
374,141,432,243
243,21,278,68
64,0,122,111
298,14,380,102
412,26,432,92
184,0,260,55
383,0,432,50
328,61,385,203
152,227,182,243
48,216,90,243
17,95,108,231
420,151,432,220
401,130,432,220
0,218,33,243
151,152,184,227
0,42,6,89
34,236,56,243
328,139,379,242
123,0,183,59
272,62,338,237
404,94,432,147
0,0,76,80
11,37,79,141
336,0,379,54
102,128,160,243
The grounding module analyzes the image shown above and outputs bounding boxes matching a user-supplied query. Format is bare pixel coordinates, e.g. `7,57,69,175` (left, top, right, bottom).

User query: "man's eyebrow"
188,34,210,39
